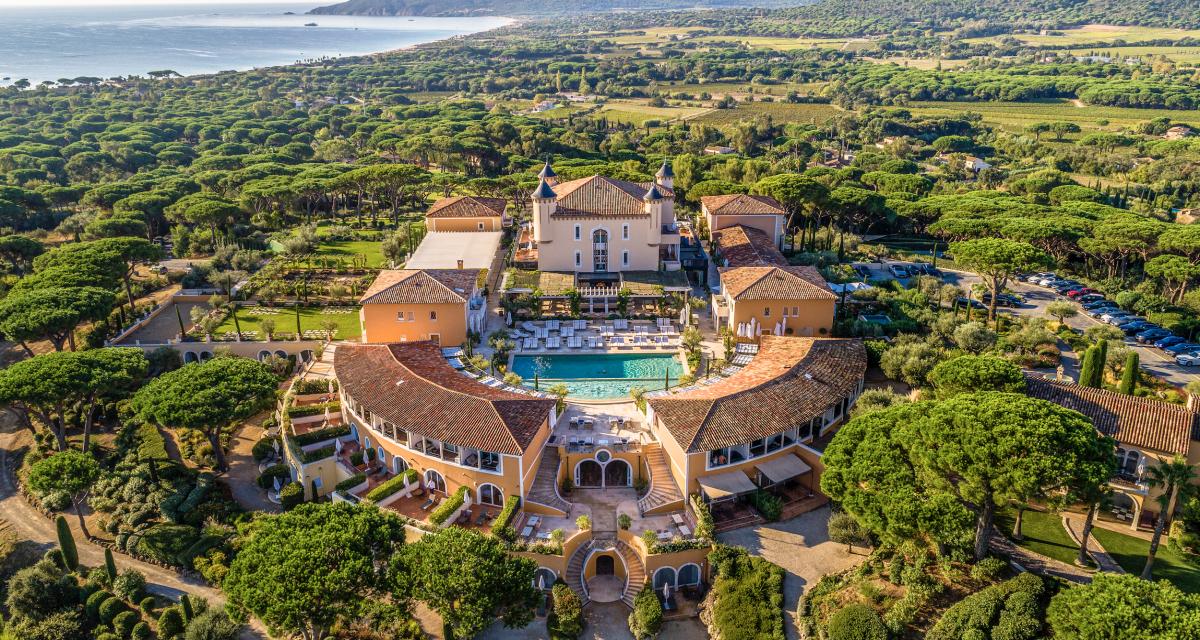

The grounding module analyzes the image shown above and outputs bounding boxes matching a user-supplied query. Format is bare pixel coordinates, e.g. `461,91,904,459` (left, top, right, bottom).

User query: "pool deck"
550,403,652,449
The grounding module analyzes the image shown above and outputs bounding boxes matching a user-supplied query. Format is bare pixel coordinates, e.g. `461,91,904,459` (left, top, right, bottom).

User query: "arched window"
425,469,446,494
677,564,701,586
592,229,608,272
392,456,407,475
533,567,557,591
652,567,677,591
478,483,504,507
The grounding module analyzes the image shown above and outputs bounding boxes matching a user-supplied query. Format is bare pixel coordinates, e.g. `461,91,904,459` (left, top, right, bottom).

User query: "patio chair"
420,496,436,510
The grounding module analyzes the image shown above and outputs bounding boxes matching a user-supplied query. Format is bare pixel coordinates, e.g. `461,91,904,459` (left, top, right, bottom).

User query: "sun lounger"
547,320,560,330
587,336,601,348
447,357,465,369
420,496,436,510
614,319,628,330
547,337,561,349
574,319,587,330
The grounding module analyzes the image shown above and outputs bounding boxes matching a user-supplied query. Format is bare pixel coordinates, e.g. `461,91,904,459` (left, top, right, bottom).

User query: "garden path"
988,527,1091,584
1062,515,1125,574
224,419,281,514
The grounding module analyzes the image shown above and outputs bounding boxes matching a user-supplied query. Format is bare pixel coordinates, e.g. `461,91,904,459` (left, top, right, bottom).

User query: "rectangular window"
763,307,771,317
430,311,438,321
407,311,415,322
622,251,629,267
792,306,799,317
397,311,406,322
749,438,765,458
575,251,581,267
622,224,629,240
478,222,485,231
574,225,581,241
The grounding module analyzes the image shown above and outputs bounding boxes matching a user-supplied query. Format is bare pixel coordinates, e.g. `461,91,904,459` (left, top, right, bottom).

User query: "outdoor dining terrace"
548,405,649,453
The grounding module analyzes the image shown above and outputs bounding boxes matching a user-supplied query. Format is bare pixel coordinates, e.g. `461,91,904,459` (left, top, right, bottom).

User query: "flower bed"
291,424,350,447
287,402,341,418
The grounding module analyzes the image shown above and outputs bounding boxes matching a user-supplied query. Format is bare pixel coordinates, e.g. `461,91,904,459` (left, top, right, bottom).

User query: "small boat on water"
304,22,319,27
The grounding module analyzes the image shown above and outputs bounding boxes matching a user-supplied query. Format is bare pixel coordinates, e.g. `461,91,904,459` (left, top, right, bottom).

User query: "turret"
644,184,664,244
538,160,559,187
531,178,557,243
655,160,674,190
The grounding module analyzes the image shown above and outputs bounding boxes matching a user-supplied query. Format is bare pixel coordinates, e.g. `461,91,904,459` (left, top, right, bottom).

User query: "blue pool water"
511,353,685,399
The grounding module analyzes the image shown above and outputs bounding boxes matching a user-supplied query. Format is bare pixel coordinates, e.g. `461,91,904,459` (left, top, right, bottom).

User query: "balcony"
661,224,680,236
1109,472,1148,494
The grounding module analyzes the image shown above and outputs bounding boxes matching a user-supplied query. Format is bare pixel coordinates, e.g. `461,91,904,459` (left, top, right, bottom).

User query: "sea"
0,2,512,84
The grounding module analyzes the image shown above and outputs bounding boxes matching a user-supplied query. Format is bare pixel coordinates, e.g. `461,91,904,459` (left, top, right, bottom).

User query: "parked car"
1051,282,1083,294
1086,306,1120,318
1078,293,1106,304
982,293,1022,307
1025,272,1056,283
1065,288,1096,298
852,265,872,279
1177,352,1200,367
1156,335,1188,349
1101,311,1134,323
1083,300,1116,310
1119,321,1155,334
1164,342,1200,355
955,297,987,310
888,264,912,278
910,263,941,277
1136,328,1173,343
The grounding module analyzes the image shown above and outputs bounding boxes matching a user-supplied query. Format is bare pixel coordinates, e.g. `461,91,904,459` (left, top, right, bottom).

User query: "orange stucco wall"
359,302,468,346
427,216,502,233
707,213,782,244
728,298,834,339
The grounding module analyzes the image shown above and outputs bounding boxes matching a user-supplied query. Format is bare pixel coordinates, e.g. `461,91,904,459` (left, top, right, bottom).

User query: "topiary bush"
547,582,583,639
99,596,126,625
628,582,662,640
112,610,139,638
927,572,1047,640
279,482,303,510
113,569,147,601
827,603,888,640
139,596,157,615
131,621,152,640
86,590,112,624
158,606,185,638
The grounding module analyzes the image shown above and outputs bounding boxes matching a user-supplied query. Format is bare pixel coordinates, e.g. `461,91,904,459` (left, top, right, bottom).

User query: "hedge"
927,572,1046,640
491,495,521,540
335,473,367,492
280,482,304,510
294,378,337,394
301,445,336,464
257,464,289,489
135,524,200,567
429,486,469,526
709,545,785,640
291,424,350,447
251,437,276,462
287,402,341,418
365,468,418,502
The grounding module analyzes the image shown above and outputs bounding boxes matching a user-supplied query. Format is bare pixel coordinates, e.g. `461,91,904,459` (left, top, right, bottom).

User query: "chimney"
457,259,464,270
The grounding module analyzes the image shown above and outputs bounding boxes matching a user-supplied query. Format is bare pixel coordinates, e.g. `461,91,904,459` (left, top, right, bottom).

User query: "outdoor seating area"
438,347,557,398
511,318,681,354
550,406,649,451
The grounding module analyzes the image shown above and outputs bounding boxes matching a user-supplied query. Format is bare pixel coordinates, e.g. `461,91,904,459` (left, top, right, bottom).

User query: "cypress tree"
1119,351,1139,394
105,547,117,582
55,515,78,571
1094,340,1109,386
1078,346,1097,387
181,594,194,622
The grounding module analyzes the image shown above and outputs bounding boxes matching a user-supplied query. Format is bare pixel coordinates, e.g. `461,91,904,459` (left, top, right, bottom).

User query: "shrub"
429,486,469,526
183,606,240,640
139,596,157,614
99,593,126,624
576,514,591,531
708,546,785,640
970,556,1008,582
250,437,275,462
691,494,715,540
113,610,139,637
87,590,112,623
928,573,1046,640
158,606,185,638
827,603,887,640
256,464,288,489
364,468,418,502
628,582,663,640
491,495,521,540
334,473,366,492
290,424,350,447
113,569,147,602
131,621,153,640
136,524,201,567
617,513,632,530
286,402,340,418
748,491,782,521
137,423,169,462
279,482,304,510
548,582,583,639
54,515,78,572
301,445,335,463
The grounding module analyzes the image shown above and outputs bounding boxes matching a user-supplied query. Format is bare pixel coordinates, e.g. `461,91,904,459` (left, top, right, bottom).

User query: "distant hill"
308,0,806,17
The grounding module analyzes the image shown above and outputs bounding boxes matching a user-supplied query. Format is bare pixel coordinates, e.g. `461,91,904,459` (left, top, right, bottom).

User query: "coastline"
0,9,518,86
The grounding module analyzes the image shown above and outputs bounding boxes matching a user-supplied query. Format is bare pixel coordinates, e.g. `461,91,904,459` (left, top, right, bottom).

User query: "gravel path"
1062,515,1124,574
988,528,1091,584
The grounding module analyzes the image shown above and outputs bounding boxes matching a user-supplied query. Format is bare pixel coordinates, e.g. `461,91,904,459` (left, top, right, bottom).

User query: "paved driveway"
717,506,864,640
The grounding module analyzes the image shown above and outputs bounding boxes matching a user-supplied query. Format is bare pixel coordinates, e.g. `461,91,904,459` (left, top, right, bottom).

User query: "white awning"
698,469,757,502
756,453,812,485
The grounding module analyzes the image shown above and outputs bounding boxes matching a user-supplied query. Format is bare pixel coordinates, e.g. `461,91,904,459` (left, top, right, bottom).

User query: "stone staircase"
565,539,594,606
637,446,683,515
527,447,570,515
616,539,647,608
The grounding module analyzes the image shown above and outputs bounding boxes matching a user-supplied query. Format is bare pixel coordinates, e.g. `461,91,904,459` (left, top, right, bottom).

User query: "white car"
1176,352,1200,367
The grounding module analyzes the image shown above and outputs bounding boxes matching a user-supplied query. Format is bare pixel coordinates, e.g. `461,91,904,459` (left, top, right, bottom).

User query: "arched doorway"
478,483,504,507
576,460,603,488
184,352,198,364
595,555,615,576
653,567,676,591
603,459,631,487
533,568,556,591
392,457,407,475
425,469,446,494
678,564,701,587
258,350,271,361
198,351,213,361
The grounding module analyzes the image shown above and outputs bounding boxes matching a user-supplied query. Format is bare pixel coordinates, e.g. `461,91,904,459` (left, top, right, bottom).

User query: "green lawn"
693,101,843,126
964,24,1200,46
313,239,387,269
996,508,1082,566
213,306,362,341
1091,527,1200,593
904,99,1200,134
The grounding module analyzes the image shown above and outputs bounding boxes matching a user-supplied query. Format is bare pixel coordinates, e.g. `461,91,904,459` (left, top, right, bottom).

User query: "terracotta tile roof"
426,196,506,219
701,194,785,217
334,342,554,455
649,337,866,453
719,265,835,302
1026,377,1196,456
551,175,673,217
359,269,478,305
712,224,787,267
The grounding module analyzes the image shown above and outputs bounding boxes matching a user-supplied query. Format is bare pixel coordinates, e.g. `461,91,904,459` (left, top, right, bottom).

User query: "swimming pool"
510,353,686,399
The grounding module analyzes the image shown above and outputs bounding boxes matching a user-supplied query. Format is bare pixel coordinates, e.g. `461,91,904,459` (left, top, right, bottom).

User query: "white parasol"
273,476,281,492
662,582,671,601
1137,456,1147,477
335,438,343,454
538,574,546,591
774,322,783,336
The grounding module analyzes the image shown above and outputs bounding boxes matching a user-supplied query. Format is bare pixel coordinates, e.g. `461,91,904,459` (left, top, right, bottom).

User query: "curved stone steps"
565,539,593,607
528,446,570,515
616,540,647,608
637,447,683,515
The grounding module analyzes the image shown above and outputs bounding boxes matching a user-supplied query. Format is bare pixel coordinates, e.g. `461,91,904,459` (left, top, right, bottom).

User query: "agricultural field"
903,99,1200,134
692,100,843,126
965,24,1200,46
862,56,973,70
691,34,873,51
603,27,709,45
595,100,708,125
1065,45,1200,65
659,80,828,97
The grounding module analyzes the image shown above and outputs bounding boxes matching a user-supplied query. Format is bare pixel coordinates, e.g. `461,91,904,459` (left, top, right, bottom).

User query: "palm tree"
1141,456,1196,580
